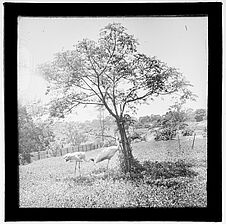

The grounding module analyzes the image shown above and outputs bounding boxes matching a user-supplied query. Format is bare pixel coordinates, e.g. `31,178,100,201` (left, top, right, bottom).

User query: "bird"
90,138,121,171
63,151,90,176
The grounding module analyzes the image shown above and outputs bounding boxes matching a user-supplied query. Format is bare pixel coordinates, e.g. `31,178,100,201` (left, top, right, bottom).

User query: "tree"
39,23,193,174
97,105,106,144
139,116,151,128
18,102,35,163
154,101,197,141
57,121,87,147
157,102,187,129
149,114,162,128
18,102,55,164
194,108,207,122
168,102,187,129
185,108,195,122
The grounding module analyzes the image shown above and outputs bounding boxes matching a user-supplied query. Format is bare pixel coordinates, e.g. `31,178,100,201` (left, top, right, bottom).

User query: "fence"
29,143,104,163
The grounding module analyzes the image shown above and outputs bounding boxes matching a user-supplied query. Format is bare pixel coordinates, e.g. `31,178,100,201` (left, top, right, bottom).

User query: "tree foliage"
40,23,193,120
59,121,88,146
138,116,152,128
154,102,188,141
194,109,207,122
18,102,55,164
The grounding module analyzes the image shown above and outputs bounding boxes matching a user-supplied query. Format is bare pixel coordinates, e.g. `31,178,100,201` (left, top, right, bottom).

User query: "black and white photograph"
3,2,222,222
18,16,208,208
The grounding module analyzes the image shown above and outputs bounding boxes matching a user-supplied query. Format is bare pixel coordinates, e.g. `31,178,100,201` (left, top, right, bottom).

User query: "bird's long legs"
78,162,81,176
74,161,77,176
74,162,82,177
106,159,110,179
107,159,110,170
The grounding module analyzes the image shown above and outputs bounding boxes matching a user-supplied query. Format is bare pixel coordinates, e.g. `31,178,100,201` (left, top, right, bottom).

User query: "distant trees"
79,116,117,145
185,108,195,122
18,103,34,164
152,106,207,141
138,116,152,128
194,109,207,122
154,102,190,141
134,114,161,129
51,116,117,146
133,107,207,131
18,102,55,164
56,121,87,147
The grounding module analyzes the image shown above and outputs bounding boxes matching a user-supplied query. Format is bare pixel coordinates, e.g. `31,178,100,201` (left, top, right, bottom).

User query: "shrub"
194,109,206,122
130,132,142,141
19,153,31,165
123,159,197,183
154,128,176,141
141,160,197,180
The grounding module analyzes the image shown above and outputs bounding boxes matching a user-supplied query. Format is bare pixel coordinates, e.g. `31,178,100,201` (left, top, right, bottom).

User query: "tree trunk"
116,119,134,174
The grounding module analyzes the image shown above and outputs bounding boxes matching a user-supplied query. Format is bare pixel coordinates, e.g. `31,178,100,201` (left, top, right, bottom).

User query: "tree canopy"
194,108,207,122
18,102,55,164
40,23,193,121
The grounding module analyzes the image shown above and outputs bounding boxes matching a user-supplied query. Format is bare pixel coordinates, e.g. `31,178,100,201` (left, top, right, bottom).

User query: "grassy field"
19,137,207,208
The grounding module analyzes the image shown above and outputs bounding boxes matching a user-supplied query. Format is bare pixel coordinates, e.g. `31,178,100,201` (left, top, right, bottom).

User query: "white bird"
90,138,121,171
63,151,90,176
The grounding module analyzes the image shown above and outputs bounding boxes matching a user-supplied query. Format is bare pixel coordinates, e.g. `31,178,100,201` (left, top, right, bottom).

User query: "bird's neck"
116,140,120,148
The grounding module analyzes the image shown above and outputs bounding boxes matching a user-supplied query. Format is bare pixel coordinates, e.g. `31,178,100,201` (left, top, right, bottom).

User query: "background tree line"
18,96,206,165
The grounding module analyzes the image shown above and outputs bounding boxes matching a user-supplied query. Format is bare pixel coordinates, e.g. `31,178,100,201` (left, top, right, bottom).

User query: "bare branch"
87,55,100,77
96,74,117,119
83,75,98,87
79,77,102,100
72,84,93,92
73,100,103,105
64,99,104,115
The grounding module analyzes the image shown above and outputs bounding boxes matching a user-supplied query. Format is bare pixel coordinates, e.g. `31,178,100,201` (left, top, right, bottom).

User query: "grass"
19,137,207,208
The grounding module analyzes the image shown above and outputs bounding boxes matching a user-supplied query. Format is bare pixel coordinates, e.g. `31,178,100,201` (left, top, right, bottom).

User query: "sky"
18,17,208,122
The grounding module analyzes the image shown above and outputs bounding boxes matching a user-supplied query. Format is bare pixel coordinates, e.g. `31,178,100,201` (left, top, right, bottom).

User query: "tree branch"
95,73,117,119
91,56,102,70
73,100,103,105
79,77,102,100
98,32,117,76
64,100,104,115
112,82,119,117
71,84,94,92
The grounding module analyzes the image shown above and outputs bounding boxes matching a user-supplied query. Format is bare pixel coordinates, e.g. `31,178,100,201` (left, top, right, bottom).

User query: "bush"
154,128,176,141
130,132,142,141
123,159,198,182
182,128,194,136
19,153,31,165
194,109,206,122
141,160,197,180
195,115,203,122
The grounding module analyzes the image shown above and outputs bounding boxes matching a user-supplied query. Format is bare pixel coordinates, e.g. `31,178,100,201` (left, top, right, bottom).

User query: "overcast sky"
18,17,208,122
